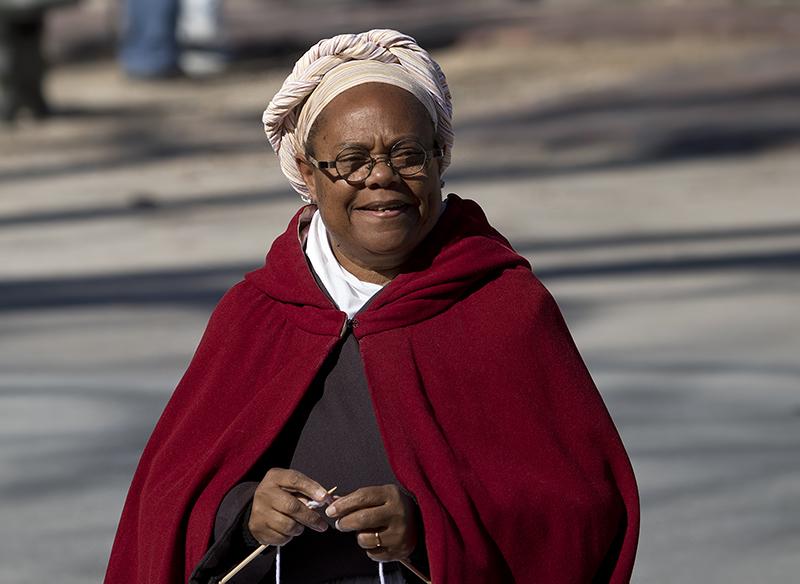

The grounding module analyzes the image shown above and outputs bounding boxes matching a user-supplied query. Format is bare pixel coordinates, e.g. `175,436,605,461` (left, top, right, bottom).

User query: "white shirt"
304,210,384,319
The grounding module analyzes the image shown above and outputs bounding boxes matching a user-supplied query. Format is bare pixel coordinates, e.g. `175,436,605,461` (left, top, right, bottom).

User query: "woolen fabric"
103,194,639,584
189,303,426,583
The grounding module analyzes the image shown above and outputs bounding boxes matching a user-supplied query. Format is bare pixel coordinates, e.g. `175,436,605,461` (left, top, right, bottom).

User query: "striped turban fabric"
263,29,454,201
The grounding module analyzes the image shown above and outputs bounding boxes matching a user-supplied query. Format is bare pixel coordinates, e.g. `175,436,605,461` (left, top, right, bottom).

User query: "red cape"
104,195,639,583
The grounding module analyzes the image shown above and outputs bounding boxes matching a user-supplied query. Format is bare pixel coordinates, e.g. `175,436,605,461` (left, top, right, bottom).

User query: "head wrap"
263,29,454,201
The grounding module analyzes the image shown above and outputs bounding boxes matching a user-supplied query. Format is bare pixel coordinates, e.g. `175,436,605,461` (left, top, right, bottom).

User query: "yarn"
273,542,389,583
379,561,387,584
272,497,388,583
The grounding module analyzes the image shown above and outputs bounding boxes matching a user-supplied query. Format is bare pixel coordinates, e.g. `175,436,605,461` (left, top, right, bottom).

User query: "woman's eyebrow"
333,141,371,150
332,135,423,150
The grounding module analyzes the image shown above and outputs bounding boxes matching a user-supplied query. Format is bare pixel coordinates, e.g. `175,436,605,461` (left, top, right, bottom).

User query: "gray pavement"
1,13,800,584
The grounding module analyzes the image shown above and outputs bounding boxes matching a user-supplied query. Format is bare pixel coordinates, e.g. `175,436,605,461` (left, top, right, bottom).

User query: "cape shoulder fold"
358,269,639,583
104,195,638,584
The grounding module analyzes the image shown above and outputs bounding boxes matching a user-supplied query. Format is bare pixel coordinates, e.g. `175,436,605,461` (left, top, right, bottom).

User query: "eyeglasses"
306,140,443,184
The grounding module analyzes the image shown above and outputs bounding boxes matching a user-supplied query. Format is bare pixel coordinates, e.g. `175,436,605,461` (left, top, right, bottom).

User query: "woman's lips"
355,202,412,218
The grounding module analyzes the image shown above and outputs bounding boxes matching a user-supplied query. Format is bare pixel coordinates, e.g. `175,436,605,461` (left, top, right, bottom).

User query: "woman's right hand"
248,468,330,545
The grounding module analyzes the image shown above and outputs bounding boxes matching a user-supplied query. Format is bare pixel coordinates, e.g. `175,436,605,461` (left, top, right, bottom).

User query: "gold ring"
374,531,382,549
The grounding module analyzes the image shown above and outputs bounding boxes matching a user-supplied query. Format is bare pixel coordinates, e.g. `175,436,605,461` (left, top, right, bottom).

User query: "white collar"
304,210,383,319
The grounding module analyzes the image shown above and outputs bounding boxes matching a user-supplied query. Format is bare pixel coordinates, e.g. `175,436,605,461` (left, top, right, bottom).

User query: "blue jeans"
119,0,179,77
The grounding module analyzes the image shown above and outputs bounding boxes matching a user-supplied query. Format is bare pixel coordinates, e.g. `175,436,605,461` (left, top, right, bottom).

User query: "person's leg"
177,0,226,77
0,18,18,121
119,0,180,77
16,14,48,117
0,12,48,122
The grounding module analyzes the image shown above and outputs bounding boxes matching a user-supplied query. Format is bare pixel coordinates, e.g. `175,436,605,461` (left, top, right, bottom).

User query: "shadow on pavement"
0,186,295,228
511,223,800,252
0,262,255,311
0,132,261,184
3,49,800,189
461,74,800,131
451,53,800,178
0,384,168,502
1,223,797,311
524,248,800,280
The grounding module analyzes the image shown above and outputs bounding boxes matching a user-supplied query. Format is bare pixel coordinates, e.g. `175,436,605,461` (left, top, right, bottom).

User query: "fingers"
333,506,389,533
248,499,327,545
249,508,305,546
325,485,392,520
261,468,332,530
357,529,388,551
258,487,328,532
249,478,417,560
359,531,393,561
248,468,332,545
248,526,292,547
327,485,418,561
248,510,299,547
355,525,416,562
263,468,330,501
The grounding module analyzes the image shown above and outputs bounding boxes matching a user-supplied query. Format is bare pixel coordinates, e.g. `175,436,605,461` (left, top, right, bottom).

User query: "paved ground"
1,3,800,583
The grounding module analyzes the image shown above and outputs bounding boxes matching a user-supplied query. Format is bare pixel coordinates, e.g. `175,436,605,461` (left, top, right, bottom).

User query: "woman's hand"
325,484,418,561
248,468,330,546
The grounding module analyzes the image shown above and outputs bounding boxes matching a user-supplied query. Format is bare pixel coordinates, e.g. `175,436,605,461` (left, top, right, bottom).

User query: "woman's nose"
365,157,400,187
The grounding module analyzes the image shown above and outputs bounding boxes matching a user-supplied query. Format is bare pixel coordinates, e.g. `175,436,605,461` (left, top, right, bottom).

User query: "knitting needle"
219,485,337,584
219,544,267,584
399,558,432,584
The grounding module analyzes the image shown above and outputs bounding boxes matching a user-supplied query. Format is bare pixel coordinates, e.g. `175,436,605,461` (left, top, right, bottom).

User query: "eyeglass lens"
335,142,429,182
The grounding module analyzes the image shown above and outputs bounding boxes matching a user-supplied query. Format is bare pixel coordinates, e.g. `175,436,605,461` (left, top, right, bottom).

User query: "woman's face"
297,83,443,281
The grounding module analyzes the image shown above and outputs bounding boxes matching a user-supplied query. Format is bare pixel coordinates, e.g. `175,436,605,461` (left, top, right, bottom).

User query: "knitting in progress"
219,487,402,584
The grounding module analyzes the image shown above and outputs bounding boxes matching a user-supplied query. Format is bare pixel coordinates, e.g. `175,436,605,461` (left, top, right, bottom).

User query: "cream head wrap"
263,29,454,202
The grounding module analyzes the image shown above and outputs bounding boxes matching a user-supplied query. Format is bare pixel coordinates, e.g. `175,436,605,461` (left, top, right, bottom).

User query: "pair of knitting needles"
219,486,338,583
219,485,432,584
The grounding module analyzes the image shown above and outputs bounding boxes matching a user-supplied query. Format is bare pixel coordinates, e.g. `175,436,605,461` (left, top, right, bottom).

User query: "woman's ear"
296,156,318,203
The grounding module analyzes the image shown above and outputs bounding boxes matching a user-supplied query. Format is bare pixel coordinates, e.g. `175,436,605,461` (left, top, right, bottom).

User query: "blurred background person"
177,0,227,77
0,0,77,120
119,0,225,79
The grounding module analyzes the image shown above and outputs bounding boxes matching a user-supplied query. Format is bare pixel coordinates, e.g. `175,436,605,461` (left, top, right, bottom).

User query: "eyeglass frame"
305,140,444,184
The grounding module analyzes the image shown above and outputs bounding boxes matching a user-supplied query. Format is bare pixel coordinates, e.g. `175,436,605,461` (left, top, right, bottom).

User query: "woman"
104,29,639,584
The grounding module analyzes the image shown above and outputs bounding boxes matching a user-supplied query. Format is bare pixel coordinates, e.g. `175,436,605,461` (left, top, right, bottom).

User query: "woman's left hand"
325,484,419,561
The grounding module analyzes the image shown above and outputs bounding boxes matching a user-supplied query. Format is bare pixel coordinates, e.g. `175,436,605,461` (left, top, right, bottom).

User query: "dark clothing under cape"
104,194,640,584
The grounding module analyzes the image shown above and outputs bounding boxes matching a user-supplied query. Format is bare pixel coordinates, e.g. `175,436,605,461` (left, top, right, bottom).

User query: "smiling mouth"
356,201,413,215
358,202,410,211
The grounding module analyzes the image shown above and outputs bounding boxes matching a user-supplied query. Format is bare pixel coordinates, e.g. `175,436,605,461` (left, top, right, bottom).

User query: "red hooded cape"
104,195,639,583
